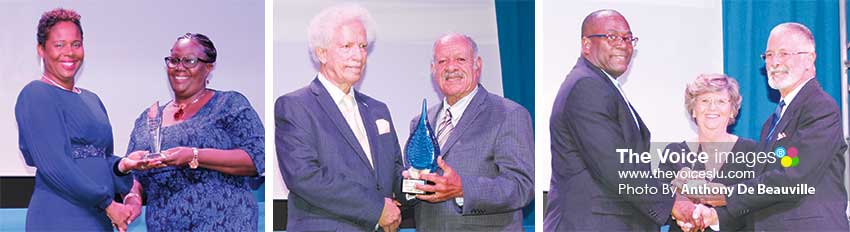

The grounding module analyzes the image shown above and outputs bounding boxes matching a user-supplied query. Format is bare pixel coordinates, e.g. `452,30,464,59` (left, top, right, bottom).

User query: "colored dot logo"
775,146,799,168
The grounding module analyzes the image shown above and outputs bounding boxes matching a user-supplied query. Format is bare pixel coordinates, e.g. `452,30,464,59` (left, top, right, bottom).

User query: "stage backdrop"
722,0,842,143
0,1,265,178
273,0,504,200
536,0,725,191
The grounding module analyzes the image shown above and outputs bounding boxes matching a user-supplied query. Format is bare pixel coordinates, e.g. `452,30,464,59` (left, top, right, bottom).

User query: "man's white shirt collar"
601,70,625,89
318,72,356,106
779,77,814,118
438,86,479,127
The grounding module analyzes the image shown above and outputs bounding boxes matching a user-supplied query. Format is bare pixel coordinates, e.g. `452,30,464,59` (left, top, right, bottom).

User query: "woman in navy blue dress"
123,33,264,231
14,8,145,231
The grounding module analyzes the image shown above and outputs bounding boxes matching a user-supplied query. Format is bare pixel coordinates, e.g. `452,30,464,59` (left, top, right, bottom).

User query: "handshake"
672,194,719,232
670,168,724,232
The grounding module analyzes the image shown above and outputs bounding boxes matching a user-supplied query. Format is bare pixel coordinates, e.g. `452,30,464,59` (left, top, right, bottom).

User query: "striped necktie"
436,108,454,148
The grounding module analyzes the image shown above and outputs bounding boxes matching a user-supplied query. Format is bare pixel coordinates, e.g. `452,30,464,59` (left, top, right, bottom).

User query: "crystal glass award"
144,101,165,160
402,99,440,194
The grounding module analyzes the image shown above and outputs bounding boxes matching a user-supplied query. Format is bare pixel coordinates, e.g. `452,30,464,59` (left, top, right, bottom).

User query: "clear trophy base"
143,152,166,160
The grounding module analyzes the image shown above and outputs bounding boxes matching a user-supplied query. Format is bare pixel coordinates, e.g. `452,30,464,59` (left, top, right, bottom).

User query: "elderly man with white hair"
688,22,849,232
275,3,406,231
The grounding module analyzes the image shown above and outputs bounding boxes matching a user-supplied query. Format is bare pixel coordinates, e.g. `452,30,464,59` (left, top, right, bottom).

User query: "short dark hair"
177,33,217,63
37,8,83,46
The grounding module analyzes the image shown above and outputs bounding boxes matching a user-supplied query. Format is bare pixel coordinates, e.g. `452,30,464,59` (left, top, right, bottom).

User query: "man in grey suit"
405,33,534,231
275,4,403,231
690,22,849,231
544,9,696,231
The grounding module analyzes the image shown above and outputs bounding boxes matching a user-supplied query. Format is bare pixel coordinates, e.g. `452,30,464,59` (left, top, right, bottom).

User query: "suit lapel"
591,68,640,150
765,79,819,148
756,79,819,173
310,78,374,171
440,86,488,158
767,108,796,147
632,104,651,152
356,91,380,176
581,58,643,150
755,115,774,173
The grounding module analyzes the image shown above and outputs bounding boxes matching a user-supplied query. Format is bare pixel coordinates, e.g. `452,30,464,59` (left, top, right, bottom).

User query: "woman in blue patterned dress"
122,33,264,231
15,8,144,231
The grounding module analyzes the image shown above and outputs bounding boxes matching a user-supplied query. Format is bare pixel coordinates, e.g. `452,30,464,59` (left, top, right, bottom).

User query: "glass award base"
144,152,166,160
402,178,434,195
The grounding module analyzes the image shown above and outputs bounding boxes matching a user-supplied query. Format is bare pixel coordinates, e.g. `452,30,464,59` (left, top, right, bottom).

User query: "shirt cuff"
97,196,113,210
113,158,131,176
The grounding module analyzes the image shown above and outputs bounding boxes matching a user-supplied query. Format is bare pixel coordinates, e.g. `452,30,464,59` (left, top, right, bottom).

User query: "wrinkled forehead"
434,36,473,57
331,20,367,42
767,29,813,51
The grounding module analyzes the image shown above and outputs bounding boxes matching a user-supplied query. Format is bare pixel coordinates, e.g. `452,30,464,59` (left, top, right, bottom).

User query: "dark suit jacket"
717,79,849,231
275,78,404,231
409,86,534,231
544,57,673,231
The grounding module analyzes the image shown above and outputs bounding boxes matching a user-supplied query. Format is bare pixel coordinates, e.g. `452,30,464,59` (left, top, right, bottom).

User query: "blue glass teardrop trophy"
402,99,440,194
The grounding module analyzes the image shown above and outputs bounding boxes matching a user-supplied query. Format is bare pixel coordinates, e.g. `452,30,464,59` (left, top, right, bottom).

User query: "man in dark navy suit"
695,22,849,231
275,4,405,231
544,9,695,231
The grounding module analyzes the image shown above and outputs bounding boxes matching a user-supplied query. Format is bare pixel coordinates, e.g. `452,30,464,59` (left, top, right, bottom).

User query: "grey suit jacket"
717,79,849,231
408,85,534,231
276,78,405,231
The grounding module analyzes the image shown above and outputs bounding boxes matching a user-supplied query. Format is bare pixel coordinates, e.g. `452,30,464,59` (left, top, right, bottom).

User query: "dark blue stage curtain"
723,0,841,140
495,0,535,227
496,0,535,122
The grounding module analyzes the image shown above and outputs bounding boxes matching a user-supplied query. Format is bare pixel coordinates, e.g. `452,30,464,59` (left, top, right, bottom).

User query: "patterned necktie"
436,108,454,148
341,95,373,168
765,100,786,143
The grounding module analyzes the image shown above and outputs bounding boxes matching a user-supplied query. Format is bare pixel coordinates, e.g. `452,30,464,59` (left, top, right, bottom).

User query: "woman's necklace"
173,90,208,120
41,76,80,94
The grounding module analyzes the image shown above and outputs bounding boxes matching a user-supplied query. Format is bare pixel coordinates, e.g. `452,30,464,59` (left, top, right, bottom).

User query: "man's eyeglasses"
760,51,813,61
585,33,639,46
164,56,212,68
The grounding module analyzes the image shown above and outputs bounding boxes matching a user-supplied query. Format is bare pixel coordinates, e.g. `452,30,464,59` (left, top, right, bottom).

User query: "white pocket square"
376,119,391,135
